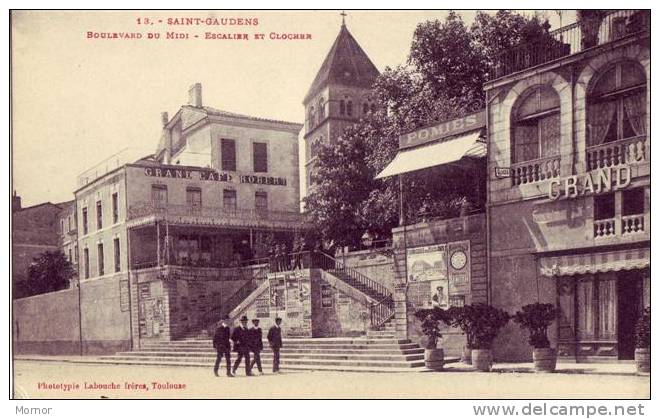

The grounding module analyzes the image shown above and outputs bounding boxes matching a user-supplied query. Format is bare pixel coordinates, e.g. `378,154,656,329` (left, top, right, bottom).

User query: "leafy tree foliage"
14,251,75,299
304,11,554,247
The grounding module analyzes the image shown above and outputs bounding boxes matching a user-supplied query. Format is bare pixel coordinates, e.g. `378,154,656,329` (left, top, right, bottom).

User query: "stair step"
131,347,425,355
114,351,424,361
100,355,424,368
87,358,425,373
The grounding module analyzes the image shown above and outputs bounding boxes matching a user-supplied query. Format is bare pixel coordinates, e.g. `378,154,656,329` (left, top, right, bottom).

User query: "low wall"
13,288,81,355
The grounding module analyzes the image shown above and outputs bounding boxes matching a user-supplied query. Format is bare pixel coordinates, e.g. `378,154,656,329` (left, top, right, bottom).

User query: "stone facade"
485,23,650,362
391,214,488,356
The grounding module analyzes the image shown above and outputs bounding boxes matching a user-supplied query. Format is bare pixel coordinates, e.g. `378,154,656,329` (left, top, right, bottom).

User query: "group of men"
212,314,283,377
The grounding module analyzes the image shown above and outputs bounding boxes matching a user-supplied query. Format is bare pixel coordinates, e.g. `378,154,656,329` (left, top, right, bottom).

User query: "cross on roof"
340,11,347,26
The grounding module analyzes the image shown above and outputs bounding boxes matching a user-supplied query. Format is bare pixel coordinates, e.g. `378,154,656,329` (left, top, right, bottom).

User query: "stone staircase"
99,321,431,373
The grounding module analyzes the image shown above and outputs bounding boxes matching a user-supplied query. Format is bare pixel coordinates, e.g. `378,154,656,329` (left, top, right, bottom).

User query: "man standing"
267,317,283,373
212,315,233,377
249,318,264,374
231,315,252,376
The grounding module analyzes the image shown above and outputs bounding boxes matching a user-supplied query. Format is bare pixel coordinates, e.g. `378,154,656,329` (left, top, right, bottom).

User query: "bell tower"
302,13,380,192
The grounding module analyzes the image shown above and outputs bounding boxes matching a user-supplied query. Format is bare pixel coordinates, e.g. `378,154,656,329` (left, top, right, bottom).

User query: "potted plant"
513,303,560,372
415,308,449,371
634,306,650,374
470,304,511,372
577,10,606,49
446,306,476,364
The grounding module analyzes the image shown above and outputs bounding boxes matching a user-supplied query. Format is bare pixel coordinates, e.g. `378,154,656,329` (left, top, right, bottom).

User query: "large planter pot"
462,346,472,364
424,348,445,371
533,348,557,373
471,349,493,372
635,348,650,374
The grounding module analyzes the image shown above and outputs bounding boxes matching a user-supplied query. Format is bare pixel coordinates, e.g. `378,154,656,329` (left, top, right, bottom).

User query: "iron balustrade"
371,295,395,328
127,201,308,225
489,10,649,80
130,260,270,282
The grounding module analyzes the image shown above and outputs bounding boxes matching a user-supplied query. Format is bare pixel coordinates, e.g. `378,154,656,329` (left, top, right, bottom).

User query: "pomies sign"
548,165,631,200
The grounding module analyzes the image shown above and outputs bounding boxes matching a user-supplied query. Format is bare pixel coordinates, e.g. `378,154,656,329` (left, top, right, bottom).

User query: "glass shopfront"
557,268,649,360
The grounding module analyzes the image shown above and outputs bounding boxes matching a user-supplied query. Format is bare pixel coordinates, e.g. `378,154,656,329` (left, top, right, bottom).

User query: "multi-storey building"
485,10,650,362
303,20,380,190
71,84,305,348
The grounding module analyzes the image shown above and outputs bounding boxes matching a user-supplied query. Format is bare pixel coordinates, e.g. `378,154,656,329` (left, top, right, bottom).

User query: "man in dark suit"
248,318,264,374
213,315,233,377
231,315,252,376
267,317,283,373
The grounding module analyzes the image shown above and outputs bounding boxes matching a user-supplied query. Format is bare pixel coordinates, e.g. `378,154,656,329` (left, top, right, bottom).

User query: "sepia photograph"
9,7,651,405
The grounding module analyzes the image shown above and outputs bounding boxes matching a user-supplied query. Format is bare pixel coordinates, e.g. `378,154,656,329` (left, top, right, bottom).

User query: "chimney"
188,83,203,107
12,191,21,212
161,112,169,127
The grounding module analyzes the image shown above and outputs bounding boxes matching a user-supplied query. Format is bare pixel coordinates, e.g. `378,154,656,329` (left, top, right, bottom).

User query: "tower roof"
304,24,380,104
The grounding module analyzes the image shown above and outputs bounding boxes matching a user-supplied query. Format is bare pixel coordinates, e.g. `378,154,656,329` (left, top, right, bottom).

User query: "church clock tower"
302,14,380,192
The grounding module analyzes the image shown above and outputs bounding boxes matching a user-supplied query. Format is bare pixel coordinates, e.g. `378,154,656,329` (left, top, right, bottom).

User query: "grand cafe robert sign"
547,165,631,200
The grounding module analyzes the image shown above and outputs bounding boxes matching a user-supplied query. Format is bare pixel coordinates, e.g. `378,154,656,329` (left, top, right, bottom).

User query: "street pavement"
12,359,650,399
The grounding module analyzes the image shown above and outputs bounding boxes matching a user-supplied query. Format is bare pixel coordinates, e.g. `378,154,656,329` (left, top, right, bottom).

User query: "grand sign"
398,111,486,150
548,165,631,200
142,166,287,186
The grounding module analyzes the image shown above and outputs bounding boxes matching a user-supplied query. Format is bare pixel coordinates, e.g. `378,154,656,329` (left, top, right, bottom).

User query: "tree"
305,11,553,247
15,251,75,298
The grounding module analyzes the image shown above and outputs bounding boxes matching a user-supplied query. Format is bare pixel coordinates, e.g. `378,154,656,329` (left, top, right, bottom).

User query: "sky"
11,10,568,207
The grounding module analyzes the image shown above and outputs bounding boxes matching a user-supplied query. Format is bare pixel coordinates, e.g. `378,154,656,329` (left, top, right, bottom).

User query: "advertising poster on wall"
320,284,334,308
406,244,448,282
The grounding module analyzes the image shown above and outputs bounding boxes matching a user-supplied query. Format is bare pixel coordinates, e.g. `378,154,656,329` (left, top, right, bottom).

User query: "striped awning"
539,248,650,277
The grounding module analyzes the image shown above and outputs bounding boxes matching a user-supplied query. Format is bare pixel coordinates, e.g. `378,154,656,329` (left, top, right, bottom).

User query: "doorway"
617,272,642,360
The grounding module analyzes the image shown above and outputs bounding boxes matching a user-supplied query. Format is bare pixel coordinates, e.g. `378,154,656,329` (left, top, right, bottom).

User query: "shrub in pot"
513,303,559,373
445,306,476,364
415,308,450,371
634,306,650,374
469,304,511,372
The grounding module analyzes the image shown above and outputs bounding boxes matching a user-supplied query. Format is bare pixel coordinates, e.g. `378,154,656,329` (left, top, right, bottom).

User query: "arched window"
512,86,561,163
339,100,346,116
587,61,646,147
347,100,353,117
317,98,325,123
308,106,316,129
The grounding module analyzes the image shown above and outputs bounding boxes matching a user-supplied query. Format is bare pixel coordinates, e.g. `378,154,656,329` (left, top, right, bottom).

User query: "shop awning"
539,248,650,277
375,130,485,179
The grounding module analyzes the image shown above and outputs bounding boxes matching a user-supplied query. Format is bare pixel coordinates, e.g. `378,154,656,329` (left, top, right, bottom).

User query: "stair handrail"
198,264,269,334
370,295,395,328
307,251,393,300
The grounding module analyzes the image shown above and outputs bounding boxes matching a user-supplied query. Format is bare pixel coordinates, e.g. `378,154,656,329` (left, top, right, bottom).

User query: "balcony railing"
489,10,649,80
621,214,644,235
131,261,270,282
511,155,561,186
594,217,616,239
127,201,308,228
586,136,647,171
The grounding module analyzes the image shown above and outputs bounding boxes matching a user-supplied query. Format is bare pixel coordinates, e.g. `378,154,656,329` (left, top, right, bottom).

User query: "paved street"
13,360,649,399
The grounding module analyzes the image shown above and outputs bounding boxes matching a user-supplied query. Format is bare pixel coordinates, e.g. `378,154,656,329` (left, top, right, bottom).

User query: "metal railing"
192,250,395,332
489,10,649,80
131,260,269,282
371,296,395,329
127,201,307,226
